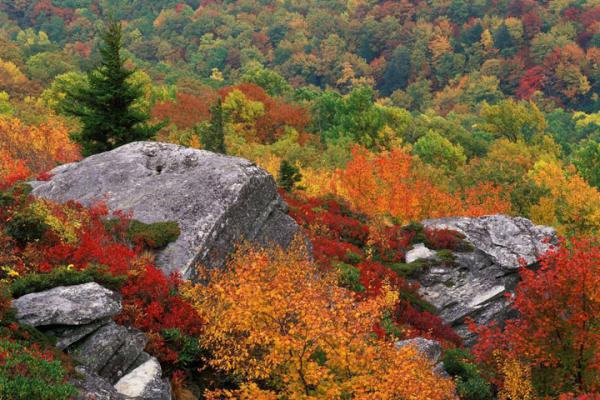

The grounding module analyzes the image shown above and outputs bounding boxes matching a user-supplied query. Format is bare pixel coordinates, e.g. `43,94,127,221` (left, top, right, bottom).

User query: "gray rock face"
14,283,171,400
417,215,557,344
47,318,111,350
72,366,126,400
422,215,555,269
100,328,148,384
68,321,130,373
30,141,301,279
12,282,121,327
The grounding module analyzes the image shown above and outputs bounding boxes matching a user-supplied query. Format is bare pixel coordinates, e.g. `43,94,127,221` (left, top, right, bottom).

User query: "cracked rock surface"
417,215,557,344
30,141,301,279
13,283,171,400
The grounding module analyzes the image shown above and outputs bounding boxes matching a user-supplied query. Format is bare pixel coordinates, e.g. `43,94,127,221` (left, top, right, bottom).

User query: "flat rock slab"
30,141,301,279
45,318,111,349
13,282,121,327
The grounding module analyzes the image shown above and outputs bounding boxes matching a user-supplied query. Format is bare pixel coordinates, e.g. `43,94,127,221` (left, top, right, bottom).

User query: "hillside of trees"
0,0,599,399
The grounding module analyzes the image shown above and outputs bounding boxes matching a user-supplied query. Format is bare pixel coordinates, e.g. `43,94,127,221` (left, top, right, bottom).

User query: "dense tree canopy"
0,0,598,398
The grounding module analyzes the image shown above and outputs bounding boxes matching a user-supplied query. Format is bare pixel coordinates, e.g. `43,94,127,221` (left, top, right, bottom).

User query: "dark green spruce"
277,159,302,192
200,97,227,154
62,18,162,156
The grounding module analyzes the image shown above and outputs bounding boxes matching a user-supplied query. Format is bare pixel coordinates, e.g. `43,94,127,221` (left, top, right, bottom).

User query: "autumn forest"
0,0,599,399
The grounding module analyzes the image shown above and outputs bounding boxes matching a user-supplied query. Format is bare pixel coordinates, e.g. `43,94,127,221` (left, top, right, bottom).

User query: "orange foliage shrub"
152,91,218,130
186,243,456,399
0,117,80,184
334,146,511,223
219,83,309,143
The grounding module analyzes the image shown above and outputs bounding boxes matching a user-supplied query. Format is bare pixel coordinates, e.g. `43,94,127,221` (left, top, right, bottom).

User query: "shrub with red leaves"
470,237,599,395
0,187,203,373
424,227,470,251
284,191,461,346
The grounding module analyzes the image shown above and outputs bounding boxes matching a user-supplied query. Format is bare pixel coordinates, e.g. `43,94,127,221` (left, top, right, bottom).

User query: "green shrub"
277,159,302,192
5,211,48,246
0,337,77,400
334,262,365,292
161,328,202,370
0,284,15,325
10,265,126,298
345,251,363,265
389,259,428,278
398,289,438,314
436,249,457,265
127,220,180,249
402,221,426,244
442,348,494,400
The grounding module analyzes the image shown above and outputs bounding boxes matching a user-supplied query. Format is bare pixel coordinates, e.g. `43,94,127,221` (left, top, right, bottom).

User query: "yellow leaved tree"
184,243,456,399
529,159,600,236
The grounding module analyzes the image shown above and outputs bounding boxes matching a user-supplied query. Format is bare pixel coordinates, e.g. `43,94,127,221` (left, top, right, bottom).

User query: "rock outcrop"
30,141,301,279
415,215,557,344
12,283,171,400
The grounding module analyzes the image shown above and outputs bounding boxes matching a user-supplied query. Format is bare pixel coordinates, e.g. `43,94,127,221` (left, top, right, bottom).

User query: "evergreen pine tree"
62,18,162,156
200,98,226,154
277,159,302,192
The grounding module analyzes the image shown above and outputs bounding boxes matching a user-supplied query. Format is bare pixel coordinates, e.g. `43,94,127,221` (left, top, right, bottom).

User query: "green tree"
479,99,546,142
573,139,600,189
277,159,302,192
381,46,412,95
200,98,226,154
0,91,13,116
413,130,467,170
241,62,291,97
62,18,162,156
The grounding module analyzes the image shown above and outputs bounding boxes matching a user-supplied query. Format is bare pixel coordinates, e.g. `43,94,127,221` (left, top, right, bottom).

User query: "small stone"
115,358,171,400
405,243,436,264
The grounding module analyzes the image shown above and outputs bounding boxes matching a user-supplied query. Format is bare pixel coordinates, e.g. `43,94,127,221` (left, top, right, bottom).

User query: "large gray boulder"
416,215,557,344
30,141,302,279
12,282,121,327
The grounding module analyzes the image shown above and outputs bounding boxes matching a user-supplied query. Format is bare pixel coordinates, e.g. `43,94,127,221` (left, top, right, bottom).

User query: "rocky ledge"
30,142,301,280
410,215,557,344
12,282,171,400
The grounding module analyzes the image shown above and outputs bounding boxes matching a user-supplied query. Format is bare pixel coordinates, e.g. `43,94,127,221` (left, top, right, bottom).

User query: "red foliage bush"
219,83,310,143
424,227,468,251
284,192,461,346
470,237,600,394
0,188,203,371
